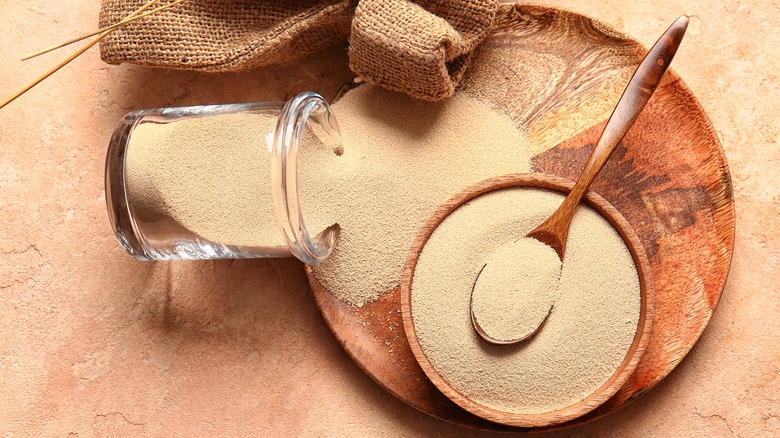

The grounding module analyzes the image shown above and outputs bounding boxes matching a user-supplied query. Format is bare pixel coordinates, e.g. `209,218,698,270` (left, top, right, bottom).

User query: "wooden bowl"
399,173,654,427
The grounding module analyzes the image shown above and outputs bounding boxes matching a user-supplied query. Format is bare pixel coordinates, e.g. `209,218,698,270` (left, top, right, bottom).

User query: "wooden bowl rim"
400,172,655,428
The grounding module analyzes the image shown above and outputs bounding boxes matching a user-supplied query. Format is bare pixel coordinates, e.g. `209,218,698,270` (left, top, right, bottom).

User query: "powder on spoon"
410,187,640,415
470,237,562,342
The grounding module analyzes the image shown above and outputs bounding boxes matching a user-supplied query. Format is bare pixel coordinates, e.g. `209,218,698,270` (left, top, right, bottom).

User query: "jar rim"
272,91,342,265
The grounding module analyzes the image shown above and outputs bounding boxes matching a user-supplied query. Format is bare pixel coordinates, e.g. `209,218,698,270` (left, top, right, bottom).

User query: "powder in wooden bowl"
410,187,641,415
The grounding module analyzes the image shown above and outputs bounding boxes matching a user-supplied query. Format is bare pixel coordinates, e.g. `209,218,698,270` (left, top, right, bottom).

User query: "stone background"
0,0,777,436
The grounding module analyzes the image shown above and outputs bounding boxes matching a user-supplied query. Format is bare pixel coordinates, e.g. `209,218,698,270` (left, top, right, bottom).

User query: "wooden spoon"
470,15,690,345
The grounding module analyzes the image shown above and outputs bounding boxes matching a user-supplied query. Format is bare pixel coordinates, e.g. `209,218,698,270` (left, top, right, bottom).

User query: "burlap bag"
98,1,356,72
350,0,497,100
99,0,498,100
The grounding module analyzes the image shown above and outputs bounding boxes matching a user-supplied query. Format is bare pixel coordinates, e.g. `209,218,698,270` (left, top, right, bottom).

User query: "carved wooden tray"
306,4,734,431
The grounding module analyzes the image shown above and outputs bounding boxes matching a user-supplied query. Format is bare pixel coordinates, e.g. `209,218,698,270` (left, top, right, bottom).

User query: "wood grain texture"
307,3,734,431
399,174,655,427
526,15,688,261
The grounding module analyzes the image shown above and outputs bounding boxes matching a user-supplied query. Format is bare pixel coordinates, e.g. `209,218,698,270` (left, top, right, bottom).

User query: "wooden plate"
400,174,655,427
306,4,734,431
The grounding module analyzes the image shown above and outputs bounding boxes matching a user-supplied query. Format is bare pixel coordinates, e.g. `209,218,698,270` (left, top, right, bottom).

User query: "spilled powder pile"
125,85,532,307
310,86,532,305
411,187,640,415
125,113,338,248
471,237,562,342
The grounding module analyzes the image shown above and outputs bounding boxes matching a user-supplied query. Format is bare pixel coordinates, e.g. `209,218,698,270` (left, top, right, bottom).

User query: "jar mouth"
272,92,342,265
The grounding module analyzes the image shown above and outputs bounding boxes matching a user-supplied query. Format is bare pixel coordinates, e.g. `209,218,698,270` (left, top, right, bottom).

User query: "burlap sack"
99,0,498,100
349,0,497,100
98,1,356,72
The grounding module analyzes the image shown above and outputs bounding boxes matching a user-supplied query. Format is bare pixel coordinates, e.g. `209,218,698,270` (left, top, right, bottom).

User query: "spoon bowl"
469,236,561,344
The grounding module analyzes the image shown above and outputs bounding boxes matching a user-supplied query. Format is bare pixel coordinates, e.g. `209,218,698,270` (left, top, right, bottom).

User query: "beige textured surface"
0,1,777,436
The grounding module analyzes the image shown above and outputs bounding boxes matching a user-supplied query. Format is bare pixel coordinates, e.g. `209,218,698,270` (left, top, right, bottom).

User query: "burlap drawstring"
98,0,498,101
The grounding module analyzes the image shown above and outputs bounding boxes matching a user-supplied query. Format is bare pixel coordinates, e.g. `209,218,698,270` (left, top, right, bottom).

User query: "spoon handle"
529,15,689,258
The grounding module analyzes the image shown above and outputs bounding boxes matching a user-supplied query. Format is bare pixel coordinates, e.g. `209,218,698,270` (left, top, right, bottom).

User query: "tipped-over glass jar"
105,92,341,264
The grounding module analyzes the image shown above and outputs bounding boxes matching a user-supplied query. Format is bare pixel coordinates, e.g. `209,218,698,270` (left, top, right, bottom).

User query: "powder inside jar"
410,187,640,415
125,112,339,250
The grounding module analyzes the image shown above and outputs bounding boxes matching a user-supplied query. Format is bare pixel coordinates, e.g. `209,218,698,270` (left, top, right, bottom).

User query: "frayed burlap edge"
99,1,356,72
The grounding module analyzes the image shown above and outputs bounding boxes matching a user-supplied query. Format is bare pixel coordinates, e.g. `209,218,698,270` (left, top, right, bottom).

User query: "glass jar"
104,92,341,264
